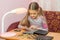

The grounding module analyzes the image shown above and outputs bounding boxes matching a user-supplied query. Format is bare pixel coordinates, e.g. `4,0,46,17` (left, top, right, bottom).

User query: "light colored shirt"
28,15,48,31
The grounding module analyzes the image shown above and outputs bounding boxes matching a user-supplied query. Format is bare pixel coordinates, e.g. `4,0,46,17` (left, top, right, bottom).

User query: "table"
47,32,60,40
0,29,60,40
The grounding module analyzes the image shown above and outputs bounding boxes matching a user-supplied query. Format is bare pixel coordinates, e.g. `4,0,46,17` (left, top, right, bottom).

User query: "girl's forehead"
29,10,38,13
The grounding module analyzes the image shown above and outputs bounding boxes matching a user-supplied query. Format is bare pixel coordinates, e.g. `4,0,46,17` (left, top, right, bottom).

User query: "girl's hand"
29,25,37,30
21,26,27,30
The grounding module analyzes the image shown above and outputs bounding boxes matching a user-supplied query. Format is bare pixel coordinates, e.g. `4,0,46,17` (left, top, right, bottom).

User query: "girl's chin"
31,17,35,19
32,17,36,19
32,17,37,19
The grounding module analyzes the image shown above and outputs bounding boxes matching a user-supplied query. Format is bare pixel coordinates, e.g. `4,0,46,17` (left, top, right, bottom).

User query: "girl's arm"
18,24,28,30
41,16,48,31
36,16,48,31
29,25,37,30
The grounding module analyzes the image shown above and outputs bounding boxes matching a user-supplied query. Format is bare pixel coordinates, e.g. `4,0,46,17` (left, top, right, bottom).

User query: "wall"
38,0,60,11
0,0,30,33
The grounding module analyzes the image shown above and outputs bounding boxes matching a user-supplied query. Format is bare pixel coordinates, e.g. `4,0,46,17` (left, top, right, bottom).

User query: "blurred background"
0,0,60,33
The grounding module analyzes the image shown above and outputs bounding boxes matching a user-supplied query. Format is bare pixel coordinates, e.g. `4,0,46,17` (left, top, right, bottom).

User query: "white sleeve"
37,27,48,31
41,16,48,31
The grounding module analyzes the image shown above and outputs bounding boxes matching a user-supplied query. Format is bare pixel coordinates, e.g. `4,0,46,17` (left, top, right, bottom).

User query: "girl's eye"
33,13,36,14
30,13,35,15
32,13,36,14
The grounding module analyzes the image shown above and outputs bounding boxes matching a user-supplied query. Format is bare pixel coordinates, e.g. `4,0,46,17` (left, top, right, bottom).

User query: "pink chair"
7,21,19,32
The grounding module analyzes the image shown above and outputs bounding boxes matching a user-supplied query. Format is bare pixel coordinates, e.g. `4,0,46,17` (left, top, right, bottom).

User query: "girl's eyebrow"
30,12,36,14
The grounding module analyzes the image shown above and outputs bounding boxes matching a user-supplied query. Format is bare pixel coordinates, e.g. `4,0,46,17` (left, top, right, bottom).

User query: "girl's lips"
31,16,35,18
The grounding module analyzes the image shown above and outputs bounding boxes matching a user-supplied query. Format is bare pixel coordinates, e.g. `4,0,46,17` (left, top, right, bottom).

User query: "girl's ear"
38,8,40,13
38,8,40,14
38,8,40,10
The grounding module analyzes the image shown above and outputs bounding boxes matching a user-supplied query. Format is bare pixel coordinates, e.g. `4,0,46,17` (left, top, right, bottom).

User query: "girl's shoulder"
39,15,45,18
39,15,46,20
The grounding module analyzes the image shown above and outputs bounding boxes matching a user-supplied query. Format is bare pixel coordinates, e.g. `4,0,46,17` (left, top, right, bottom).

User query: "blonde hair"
19,2,44,27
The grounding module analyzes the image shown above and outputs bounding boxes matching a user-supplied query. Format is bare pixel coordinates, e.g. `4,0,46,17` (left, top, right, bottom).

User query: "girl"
18,2,48,32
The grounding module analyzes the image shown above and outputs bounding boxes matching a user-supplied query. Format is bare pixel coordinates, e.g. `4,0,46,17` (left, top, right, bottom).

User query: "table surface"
0,29,60,40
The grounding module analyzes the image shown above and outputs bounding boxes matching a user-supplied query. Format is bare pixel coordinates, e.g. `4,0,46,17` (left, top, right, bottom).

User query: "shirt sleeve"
41,16,48,31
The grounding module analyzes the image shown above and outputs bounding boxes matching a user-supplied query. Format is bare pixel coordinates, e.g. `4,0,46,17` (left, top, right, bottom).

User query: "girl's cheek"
30,16,34,18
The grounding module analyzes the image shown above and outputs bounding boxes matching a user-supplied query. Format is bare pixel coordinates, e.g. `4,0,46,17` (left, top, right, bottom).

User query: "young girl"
18,2,48,32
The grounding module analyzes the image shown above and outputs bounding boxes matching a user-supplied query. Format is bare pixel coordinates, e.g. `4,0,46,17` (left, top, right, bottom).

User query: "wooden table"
0,29,60,40
47,32,60,40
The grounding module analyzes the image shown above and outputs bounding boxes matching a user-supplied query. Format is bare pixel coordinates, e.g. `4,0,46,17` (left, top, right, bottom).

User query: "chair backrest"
43,11,60,32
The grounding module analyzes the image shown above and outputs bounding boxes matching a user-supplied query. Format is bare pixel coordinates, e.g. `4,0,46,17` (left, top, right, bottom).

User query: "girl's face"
29,10,39,19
